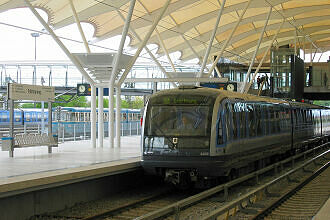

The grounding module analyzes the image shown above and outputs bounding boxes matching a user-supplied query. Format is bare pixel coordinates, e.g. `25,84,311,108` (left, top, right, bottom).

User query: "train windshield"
146,105,210,137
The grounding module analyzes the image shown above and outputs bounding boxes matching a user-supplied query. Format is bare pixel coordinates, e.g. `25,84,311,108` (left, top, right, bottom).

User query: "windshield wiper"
151,120,177,150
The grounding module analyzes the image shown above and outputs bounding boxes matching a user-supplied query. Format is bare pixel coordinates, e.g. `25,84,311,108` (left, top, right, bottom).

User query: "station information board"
8,83,55,101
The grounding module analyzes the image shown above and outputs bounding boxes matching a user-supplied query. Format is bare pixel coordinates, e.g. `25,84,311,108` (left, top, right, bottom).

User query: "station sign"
8,83,55,101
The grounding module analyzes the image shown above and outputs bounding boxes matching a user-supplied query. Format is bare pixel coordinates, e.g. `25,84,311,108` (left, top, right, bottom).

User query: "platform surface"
0,136,141,179
313,197,330,220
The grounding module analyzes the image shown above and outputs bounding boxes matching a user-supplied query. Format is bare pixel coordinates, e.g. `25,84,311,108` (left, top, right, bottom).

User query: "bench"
1,133,58,157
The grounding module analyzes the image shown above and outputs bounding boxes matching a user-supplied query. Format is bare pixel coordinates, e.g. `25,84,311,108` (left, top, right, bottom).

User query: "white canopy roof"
1,0,329,64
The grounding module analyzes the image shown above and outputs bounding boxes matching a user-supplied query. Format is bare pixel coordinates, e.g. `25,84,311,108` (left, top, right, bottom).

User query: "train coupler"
164,169,197,186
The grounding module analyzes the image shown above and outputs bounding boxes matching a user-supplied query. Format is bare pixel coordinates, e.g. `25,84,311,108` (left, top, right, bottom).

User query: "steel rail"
251,161,329,220
135,142,329,220
202,144,329,220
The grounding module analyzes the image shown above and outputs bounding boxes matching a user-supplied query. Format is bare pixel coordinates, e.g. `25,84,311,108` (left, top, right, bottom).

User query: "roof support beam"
99,77,228,85
241,6,272,93
199,0,226,78
156,29,176,72
207,0,252,77
310,43,313,66
265,1,322,59
24,0,94,86
116,11,177,88
69,0,96,148
109,0,136,148
312,47,318,62
68,0,91,53
117,0,171,86
317,50,324,62
243,19,284,93
168,14,204,66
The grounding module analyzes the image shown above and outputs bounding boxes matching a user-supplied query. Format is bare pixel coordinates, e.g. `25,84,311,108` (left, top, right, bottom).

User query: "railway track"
255,162,330,219
32,143,329,220
140,144,329,220
32,184,200,220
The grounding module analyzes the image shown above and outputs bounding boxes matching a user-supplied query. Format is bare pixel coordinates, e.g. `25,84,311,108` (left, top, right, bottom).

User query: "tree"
21,95,89,108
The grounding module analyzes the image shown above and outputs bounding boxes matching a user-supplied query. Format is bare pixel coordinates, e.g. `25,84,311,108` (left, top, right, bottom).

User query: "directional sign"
8,83,55,101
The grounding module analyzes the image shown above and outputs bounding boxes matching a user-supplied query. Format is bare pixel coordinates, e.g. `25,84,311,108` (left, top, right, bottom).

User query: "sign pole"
9,98,14,157
48,101,52,153
41,101,45,133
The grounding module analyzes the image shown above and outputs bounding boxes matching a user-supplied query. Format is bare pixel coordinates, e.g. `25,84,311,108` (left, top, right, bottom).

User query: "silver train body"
141,86,330,187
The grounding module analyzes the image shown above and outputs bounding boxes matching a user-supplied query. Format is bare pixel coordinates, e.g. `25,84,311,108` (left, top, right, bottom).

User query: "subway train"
141,86,330,188
0,107,141,125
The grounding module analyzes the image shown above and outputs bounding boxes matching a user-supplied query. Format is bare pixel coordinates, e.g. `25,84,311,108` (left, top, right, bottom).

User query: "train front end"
141,87,220,187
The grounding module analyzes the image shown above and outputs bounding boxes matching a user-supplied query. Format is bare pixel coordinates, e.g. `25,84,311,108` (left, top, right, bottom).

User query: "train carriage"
141,86,329,188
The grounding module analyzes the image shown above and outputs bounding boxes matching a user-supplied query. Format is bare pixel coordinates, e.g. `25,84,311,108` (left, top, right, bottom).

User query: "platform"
0,135,141,178
313,197,330,220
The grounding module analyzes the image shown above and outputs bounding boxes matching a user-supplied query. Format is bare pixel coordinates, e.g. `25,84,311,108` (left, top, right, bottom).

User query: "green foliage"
96,98,109,108
313,100,330,107
21,95,89,108
20,95,144,109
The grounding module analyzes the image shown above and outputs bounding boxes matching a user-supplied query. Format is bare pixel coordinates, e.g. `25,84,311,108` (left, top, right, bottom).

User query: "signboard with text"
8,83,55,101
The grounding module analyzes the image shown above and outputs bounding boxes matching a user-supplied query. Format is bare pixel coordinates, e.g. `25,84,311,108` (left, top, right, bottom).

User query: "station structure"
0,0,328,149
0,1,329,218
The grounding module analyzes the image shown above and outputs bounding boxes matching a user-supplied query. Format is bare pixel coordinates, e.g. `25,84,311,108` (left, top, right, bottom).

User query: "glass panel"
146,105,210,137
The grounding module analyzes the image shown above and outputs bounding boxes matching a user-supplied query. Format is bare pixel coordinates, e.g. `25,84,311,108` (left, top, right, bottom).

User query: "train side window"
247,104,256,137
225,103,232,141
217,106,223,145
0,112,5,122
269,107,275,133
255,104,262,136
231,103,238,139
235,102,247,139
14,112,21,122
121,113,125,121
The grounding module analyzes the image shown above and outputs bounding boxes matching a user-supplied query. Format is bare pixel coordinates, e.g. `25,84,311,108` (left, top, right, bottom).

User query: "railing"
53,121,141,142
0,121,141,143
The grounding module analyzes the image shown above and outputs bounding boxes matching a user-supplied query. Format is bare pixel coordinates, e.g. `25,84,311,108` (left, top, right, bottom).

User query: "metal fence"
52,121,142,142
0,121,141,143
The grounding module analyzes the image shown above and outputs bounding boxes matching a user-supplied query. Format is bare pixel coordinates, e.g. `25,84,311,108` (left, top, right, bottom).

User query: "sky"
0,8,328,63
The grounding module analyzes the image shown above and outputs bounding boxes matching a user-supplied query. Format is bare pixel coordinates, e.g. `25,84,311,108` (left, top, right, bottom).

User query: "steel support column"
199,0,226,78
310,43,313,67
116,9,176,88
207,0,252,77
168,14,204,66
98,87,104,148
48,101,52,153
303,36,306,61
109,0,136,148
24,0,94,85
117,0,171,86
242,7,272,93
156,29,176,72
69,0,91,53
91,85,96,148
244,20,284,93
294,29,297,57
115,86,121,148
